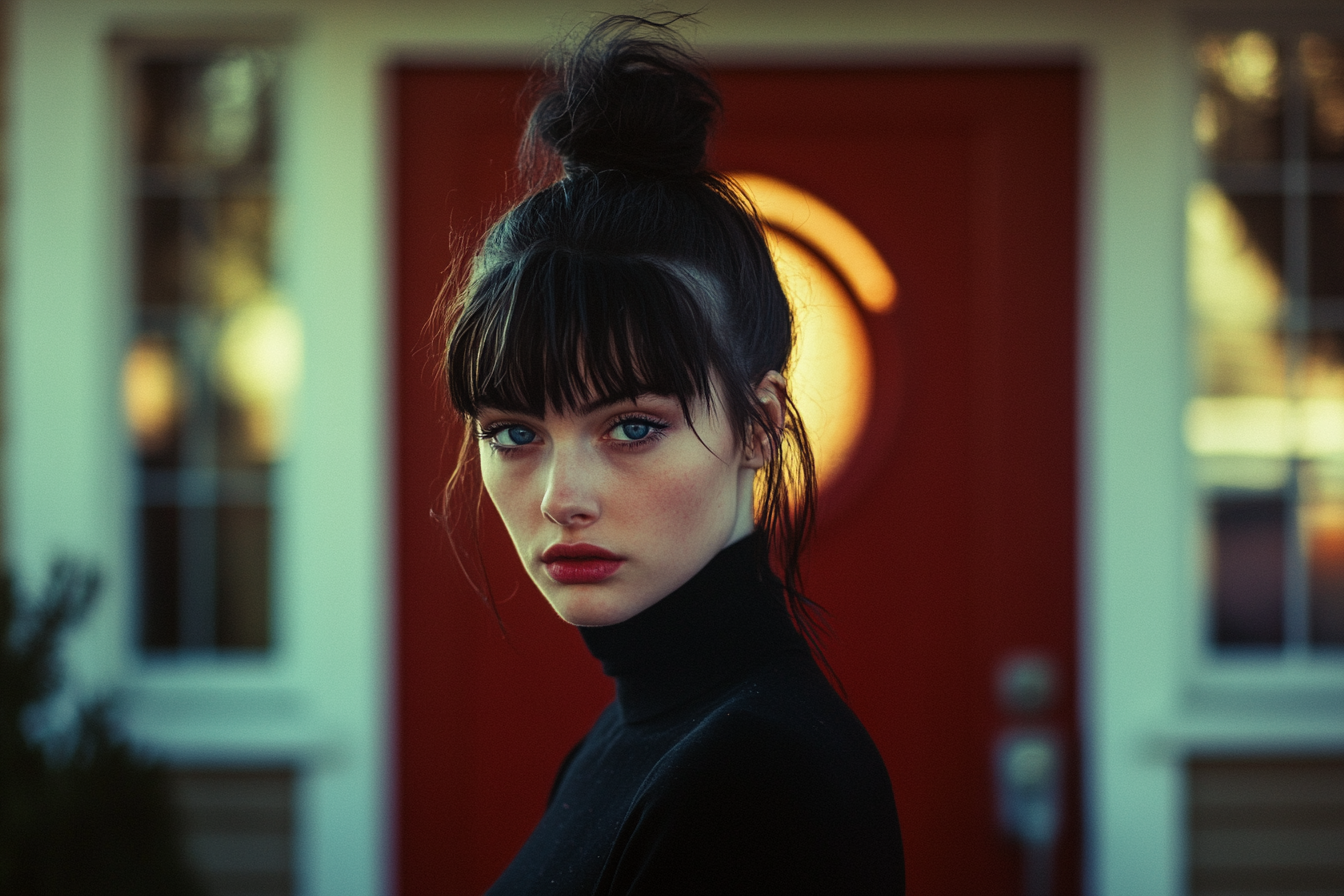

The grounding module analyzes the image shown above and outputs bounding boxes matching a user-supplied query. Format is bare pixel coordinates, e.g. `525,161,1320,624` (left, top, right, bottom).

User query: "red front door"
394,66,1080,895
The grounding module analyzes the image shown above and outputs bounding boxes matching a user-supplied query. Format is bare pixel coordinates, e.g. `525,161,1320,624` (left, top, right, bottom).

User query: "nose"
540,448,600,528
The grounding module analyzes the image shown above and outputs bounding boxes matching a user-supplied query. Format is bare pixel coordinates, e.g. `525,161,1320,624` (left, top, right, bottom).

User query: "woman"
442,15,904,895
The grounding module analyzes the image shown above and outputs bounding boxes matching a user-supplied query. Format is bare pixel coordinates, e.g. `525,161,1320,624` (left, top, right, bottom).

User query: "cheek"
480,458,538,536
624,450,737,529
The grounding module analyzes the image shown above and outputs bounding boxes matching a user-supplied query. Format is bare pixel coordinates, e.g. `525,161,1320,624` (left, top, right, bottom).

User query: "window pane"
141,505,181,648
137,58,209,167
126,46,287,653
124,333,187,467
208,194,274,309
137,53,277,168
1188,183,1287,399
198,51,278,168
136,196,189,306
1304,496,1344,646
1312,567,1344,644
1301,34,1344,162
1309,194,1344,299
1191,27,1344,656
1211,494,1286,646
1226,195,1285,281
215,505,270,649
1303,453,1344,646
1195,32,1283,164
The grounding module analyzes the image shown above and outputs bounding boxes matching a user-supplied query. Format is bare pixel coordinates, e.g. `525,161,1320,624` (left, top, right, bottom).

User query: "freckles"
630,454,735,528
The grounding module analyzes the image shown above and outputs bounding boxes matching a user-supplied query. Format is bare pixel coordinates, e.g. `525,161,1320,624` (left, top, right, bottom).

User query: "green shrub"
0,561,202,896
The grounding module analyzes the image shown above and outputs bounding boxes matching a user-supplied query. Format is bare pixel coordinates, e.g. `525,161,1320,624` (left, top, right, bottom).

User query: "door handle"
995,728,1062,846
994,655,1063,896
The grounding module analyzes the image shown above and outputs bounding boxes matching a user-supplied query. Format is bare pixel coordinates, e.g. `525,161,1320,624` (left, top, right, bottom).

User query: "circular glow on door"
767,229,874,487
731,173,897,490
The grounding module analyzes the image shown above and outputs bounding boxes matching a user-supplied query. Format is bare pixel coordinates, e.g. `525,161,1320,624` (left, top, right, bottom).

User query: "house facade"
5,1,1342,893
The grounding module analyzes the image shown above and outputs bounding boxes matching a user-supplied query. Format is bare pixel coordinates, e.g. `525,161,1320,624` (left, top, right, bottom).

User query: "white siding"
8,1,1342,894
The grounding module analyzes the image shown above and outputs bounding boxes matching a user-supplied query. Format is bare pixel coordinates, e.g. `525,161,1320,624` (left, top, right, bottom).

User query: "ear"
744,371,786,470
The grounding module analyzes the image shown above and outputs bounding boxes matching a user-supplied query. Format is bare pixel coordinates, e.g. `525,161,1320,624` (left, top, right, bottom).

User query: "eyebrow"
477,393,671,419
578,394,640,415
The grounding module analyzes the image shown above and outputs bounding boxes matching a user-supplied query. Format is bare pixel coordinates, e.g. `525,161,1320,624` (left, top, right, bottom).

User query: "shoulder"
657,661,894,816
598,660,904,895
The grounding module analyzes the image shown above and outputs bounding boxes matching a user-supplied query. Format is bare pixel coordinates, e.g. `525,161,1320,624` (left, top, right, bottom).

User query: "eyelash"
608,414,670,449
475,423,531,456
474,415,670,456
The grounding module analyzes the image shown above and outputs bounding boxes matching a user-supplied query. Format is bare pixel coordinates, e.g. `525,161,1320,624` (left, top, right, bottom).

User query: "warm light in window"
1186,396,1344,458
732,172,898,313
214,296,303,460
123,336,183,452
1199,31,1280,105
1302,34,1344,154
1188,182,1282,333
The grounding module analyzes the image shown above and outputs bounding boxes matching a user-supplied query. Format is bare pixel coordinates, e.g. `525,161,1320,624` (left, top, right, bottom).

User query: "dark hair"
441,14,823,647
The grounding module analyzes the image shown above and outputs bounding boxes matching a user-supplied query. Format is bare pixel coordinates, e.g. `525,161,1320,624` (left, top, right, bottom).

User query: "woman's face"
476,390,762,626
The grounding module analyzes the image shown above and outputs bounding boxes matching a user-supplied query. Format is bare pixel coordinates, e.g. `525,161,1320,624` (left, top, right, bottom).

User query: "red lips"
541,543,625,585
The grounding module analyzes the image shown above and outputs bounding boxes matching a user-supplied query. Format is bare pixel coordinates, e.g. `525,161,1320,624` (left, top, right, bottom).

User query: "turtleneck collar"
580,533,808,724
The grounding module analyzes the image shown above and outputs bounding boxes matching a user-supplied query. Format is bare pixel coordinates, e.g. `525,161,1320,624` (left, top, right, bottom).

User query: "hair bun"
527,15,720,179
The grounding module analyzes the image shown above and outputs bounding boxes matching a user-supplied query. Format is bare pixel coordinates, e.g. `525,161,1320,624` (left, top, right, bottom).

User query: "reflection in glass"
1311,551,1344,643
1195,32,1283,163
215,505,270,649
137,197,190,306
1188,183,1285,402
125,47,290,652
140,505,181,649
1210,495,1287,645
1188,180,1293,647
137,52,276,169
1192,28,1344,654
1187,395,1344,459
1310,195,1344,299
216,298,303,465
1188,178,1344,647
123,334,186,462
1226,195,1285,282
1302,34,1344,162
200,52,276,166
209,195,273,308
1302,462,1344,645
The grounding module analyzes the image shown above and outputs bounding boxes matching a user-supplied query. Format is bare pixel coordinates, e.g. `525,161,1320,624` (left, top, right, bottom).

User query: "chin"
545,587,649,628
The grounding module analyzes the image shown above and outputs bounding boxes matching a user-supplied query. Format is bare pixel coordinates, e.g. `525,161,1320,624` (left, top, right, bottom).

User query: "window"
120,45,300,651
1188,30,1344,651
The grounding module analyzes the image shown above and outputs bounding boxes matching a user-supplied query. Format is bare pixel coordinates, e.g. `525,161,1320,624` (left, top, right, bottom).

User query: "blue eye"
610,417,666,442
494,425,536,447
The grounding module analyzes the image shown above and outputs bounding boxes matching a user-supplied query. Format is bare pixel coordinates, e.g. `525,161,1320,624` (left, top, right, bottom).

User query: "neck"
727,467,759,544
580,533,807,723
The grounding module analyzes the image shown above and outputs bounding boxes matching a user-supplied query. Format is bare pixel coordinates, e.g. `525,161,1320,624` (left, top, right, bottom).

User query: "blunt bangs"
446,248,726,420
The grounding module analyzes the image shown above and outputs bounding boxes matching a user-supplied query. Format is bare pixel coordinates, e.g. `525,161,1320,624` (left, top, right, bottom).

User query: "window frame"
109,32,296,662
1183,11,1344,707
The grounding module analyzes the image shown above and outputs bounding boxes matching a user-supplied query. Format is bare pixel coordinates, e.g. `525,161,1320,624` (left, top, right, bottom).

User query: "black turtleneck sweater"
486,536,905,895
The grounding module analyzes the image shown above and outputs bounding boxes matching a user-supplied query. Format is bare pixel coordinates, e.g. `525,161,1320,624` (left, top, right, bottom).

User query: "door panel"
394,67,1080,895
